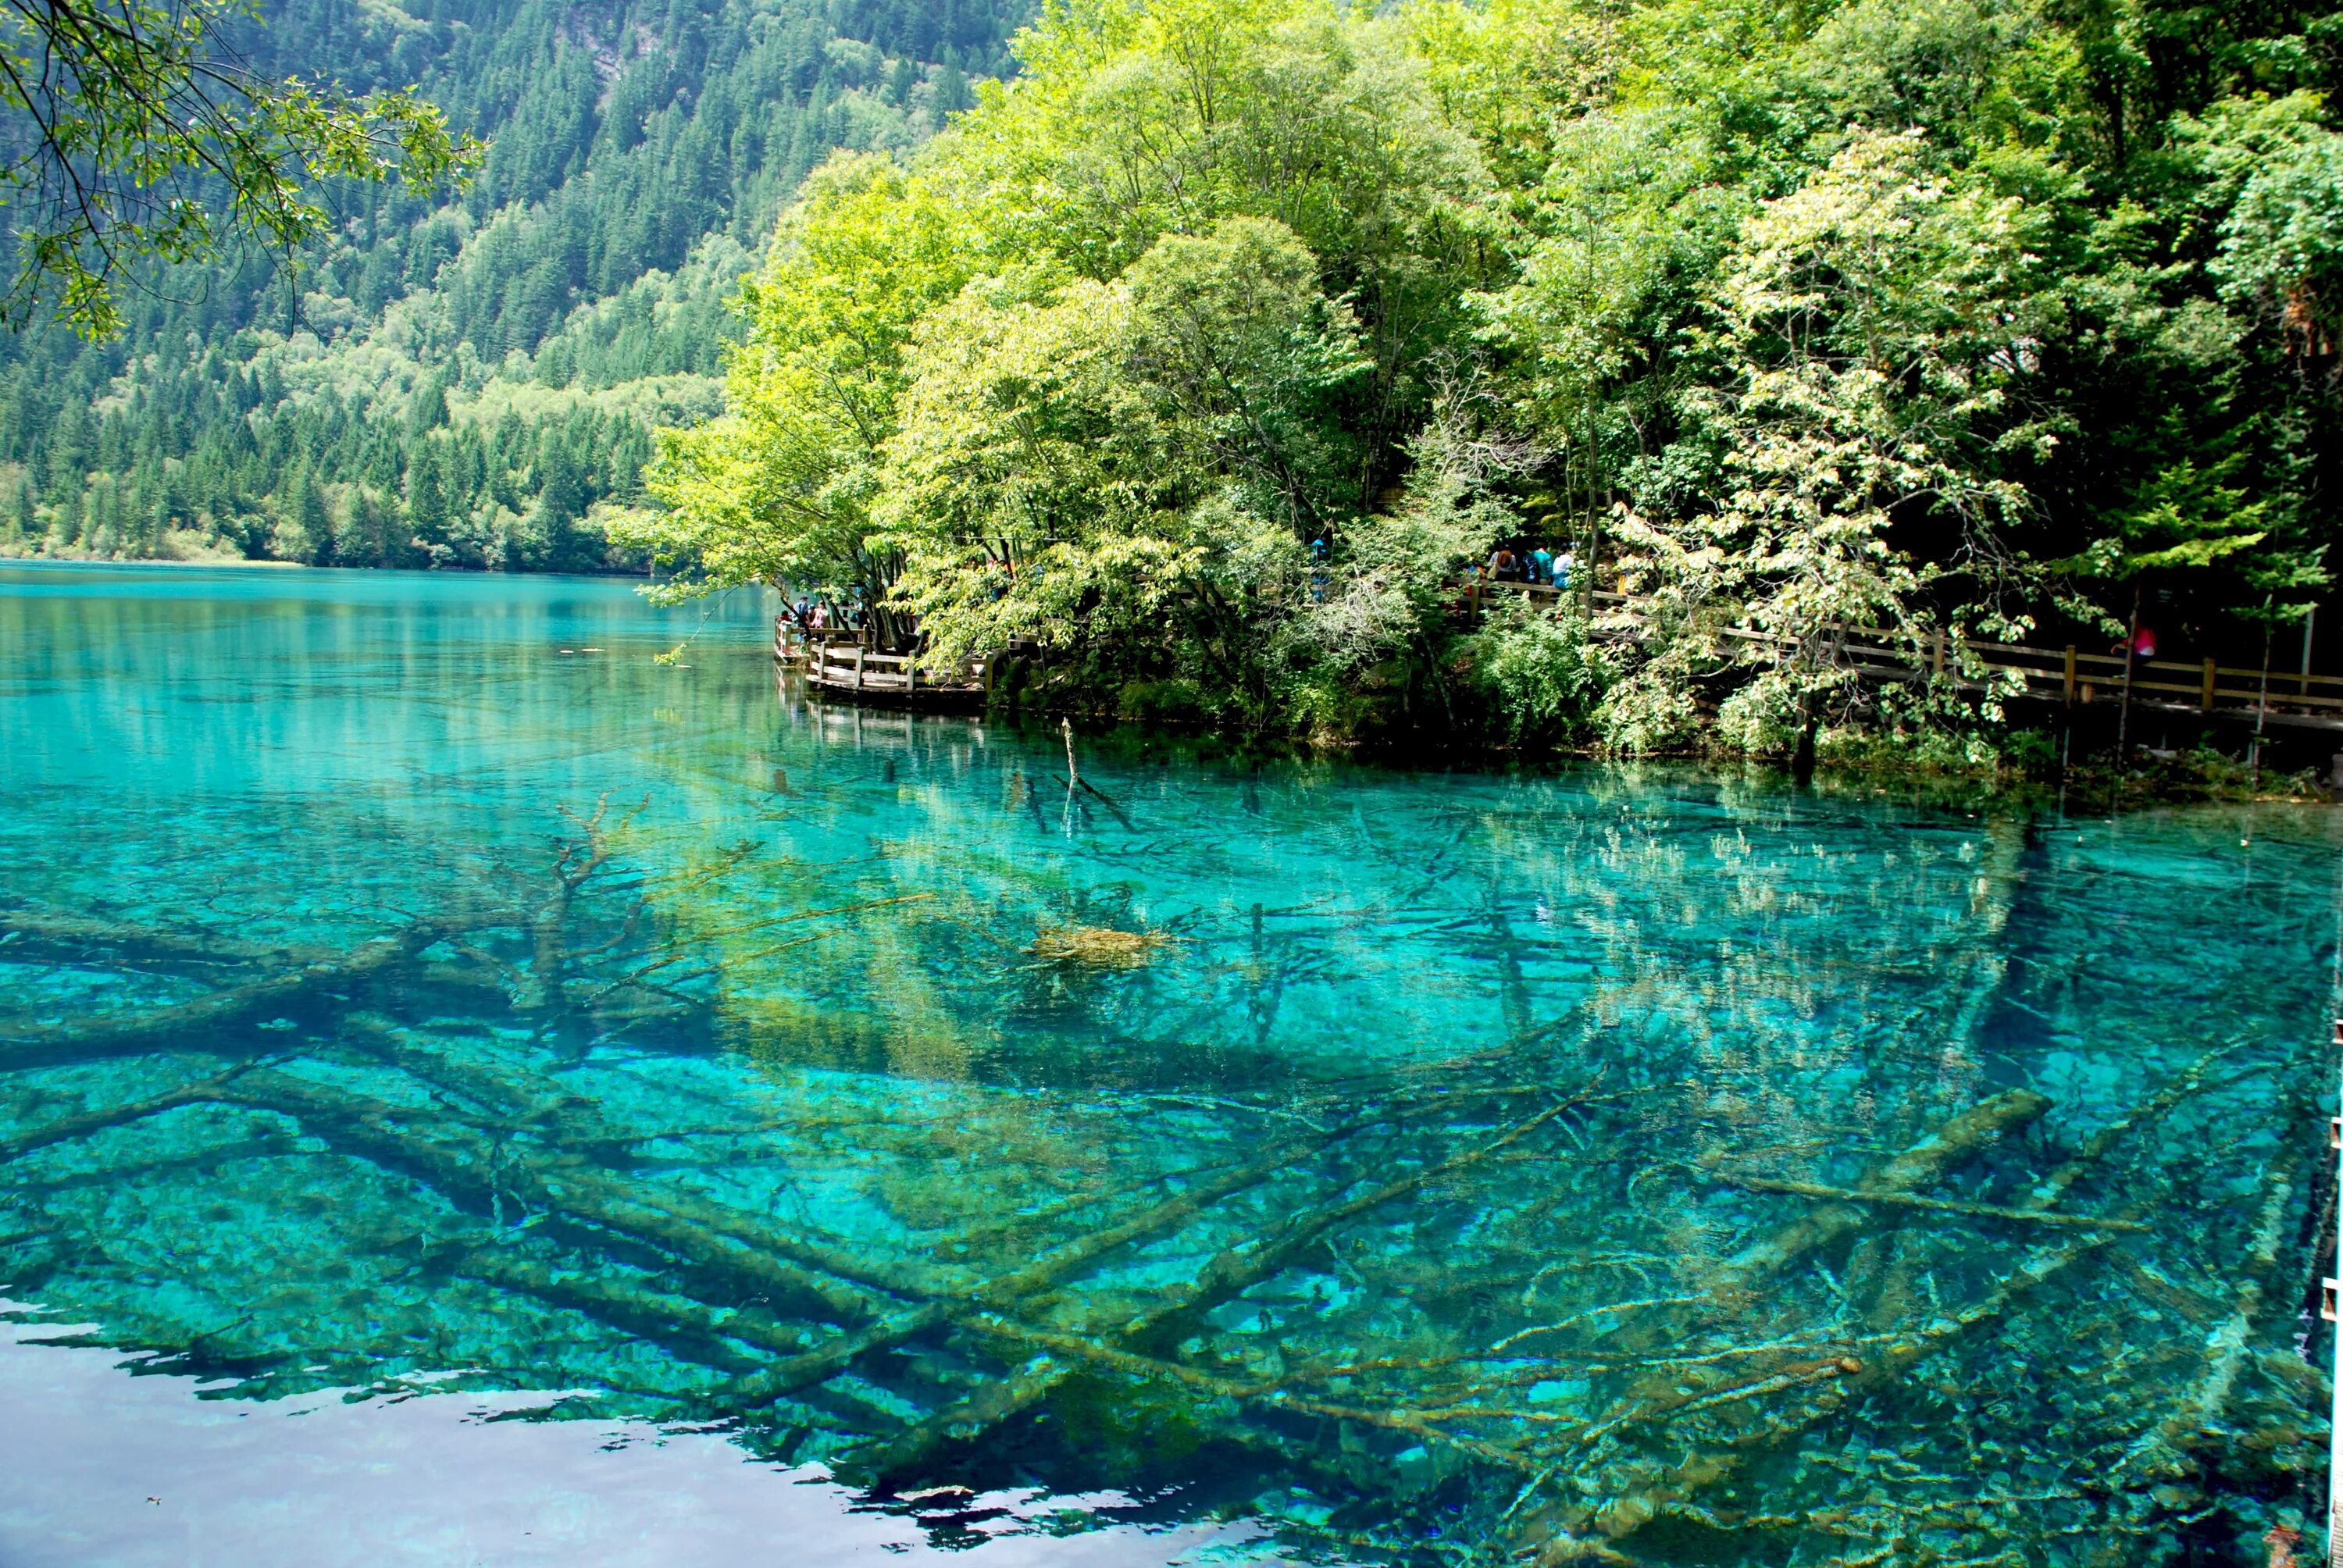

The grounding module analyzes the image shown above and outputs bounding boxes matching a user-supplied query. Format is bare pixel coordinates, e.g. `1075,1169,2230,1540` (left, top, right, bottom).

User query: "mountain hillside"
0,0,1028,570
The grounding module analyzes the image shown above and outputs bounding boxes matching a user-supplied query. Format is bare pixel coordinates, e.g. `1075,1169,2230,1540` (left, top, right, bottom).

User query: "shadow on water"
2,565,2342,1563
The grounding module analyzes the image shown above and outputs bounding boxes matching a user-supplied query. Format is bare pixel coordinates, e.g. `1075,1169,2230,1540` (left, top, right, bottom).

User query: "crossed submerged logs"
344,1021,1614,1442
0,962,2316,1563
1,1001,1620,1471
858,1087,1611,1483
836,1071,2202,1541
1511,1046,2299,1562
194,1035,2153,1535
1204,1086,2059,1554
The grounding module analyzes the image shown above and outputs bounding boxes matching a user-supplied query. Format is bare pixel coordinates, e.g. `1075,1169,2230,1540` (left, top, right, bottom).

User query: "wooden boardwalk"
776,593,2343,733
1476,580,2343,734
774,621,986,707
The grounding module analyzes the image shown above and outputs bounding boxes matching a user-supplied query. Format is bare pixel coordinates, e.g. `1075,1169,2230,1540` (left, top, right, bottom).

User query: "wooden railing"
774,619,983,697
776,595,2342,724
1471,579,2343,723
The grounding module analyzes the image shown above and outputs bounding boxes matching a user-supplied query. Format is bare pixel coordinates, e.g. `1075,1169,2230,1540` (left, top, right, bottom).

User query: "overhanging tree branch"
0,0,481,337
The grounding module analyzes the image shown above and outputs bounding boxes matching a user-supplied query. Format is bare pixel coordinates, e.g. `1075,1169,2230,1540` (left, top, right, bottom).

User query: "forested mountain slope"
0,0,1026,571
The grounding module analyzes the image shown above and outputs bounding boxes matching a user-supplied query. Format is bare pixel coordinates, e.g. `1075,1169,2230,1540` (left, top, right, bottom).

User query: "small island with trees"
610,0,2343,779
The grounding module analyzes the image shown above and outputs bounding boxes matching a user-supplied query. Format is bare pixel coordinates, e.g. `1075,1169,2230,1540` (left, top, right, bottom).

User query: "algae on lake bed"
2,565,2339,1565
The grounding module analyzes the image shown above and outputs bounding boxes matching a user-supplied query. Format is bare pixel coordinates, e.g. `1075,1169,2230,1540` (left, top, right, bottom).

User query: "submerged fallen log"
212,1067,900,1327
0,911,327,972
451,1245,838,1374
1712,1088,2051,1292
2,925,448,1073
1707,1171,2145,1231
335,1014,957,1303
0,1064,257,1164
862,1091,1597,1483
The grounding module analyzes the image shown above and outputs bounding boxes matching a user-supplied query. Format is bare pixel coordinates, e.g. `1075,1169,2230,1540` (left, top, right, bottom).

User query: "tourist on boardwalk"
1530,545,1554,586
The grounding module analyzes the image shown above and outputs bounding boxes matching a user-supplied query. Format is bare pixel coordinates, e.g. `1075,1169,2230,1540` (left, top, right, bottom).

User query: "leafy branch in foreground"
0,0,482,337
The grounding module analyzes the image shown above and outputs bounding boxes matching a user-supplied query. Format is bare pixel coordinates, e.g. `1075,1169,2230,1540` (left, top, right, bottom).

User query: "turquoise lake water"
2,561,2341,1566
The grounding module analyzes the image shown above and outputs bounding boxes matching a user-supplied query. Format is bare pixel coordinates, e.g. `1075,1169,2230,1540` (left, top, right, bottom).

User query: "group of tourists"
793,598,865,632
1482,545,1574,589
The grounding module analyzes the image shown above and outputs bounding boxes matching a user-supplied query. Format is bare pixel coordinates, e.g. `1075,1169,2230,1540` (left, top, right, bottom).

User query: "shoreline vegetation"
2,536,311,568
1000,698,2341,806
7,540,2322,801
626,0,2343,783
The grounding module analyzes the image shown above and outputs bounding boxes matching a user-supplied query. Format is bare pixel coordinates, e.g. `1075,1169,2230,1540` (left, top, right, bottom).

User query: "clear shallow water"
2,561,2340,1566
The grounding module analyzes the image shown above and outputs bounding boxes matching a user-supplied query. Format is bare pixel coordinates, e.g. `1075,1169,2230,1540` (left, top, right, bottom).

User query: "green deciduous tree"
615,154,995,630
1605,129,2057,750
615,0,2343,757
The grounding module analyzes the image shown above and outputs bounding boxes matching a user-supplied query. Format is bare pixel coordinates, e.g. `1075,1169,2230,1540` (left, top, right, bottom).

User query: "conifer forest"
0,0,1016,575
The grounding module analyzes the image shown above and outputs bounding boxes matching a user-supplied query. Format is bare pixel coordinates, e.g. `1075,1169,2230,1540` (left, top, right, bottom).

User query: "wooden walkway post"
2327,1054,2343,1566
2117,586,2142,757
2063,645,2077,705
2202,657,2216,712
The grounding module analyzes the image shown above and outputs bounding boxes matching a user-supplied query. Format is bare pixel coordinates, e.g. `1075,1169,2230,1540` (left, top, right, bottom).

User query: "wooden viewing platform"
1475,579,2343,734
776,589,2343,732
775,621,986,707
